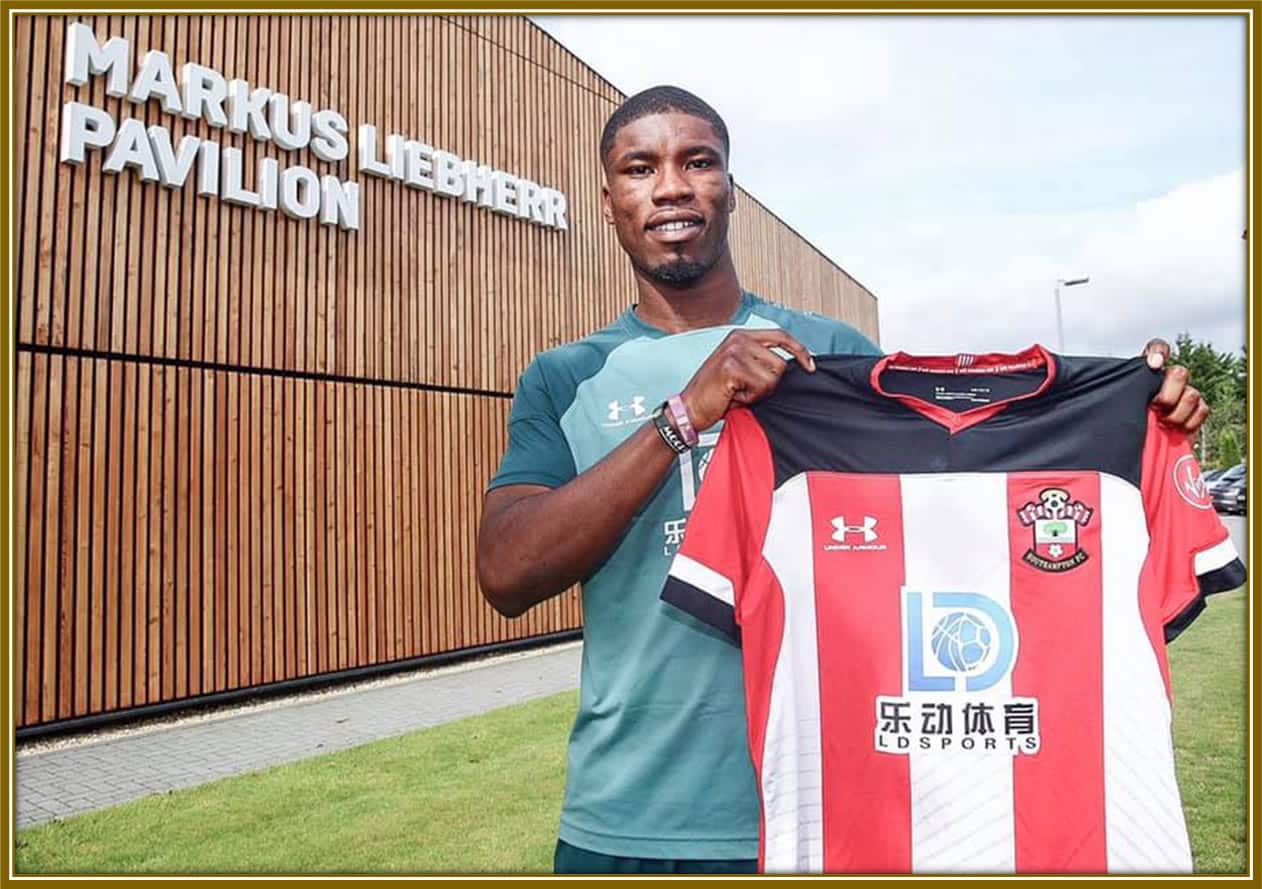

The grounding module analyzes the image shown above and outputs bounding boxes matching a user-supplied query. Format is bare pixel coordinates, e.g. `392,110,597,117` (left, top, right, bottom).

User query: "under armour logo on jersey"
832,516,878,543
607,396,646,421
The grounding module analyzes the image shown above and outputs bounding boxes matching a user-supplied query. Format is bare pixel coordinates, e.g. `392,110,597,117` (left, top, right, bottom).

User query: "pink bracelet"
666,394,699,448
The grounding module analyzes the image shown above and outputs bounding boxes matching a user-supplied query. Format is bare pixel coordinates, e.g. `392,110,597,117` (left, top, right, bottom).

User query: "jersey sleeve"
660,408,775,645
487,356,577,491
1140,410,1247,641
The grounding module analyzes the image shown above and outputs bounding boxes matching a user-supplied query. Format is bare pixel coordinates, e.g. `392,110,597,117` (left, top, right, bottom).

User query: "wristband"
652,402,690,454
666,394,699,447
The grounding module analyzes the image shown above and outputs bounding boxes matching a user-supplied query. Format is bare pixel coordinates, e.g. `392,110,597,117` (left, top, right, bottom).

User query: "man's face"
601,112,736,289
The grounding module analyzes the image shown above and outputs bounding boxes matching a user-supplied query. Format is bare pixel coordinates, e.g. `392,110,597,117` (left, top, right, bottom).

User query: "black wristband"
652,402,690,454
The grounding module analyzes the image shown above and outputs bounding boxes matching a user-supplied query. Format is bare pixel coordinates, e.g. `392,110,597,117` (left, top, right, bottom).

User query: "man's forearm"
477,420,681,616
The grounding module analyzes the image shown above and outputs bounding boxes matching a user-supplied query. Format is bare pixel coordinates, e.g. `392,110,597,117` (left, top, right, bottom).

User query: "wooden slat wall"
14,13,879,729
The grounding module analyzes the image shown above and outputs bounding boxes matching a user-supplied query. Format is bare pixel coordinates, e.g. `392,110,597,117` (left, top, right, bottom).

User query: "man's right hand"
678,329,817,432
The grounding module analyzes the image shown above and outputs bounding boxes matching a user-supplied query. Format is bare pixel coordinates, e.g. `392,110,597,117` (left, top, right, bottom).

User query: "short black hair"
599,85,731,168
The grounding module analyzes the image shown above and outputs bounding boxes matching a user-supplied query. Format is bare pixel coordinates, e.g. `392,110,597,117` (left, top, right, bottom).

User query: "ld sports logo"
875,590,1040,756
1015,487,1093,572
824,515,888,552
904,592,1015,693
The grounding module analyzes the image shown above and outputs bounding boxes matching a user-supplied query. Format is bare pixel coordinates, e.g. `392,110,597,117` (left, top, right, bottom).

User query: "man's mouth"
648,219,702,233
646,215,705,242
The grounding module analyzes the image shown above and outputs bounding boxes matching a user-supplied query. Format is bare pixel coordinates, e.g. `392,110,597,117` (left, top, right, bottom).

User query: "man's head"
600,86,736,290
599,86,730,171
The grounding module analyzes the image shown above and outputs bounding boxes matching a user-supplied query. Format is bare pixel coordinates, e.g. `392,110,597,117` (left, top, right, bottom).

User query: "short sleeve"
487,357,577,491
1141,410,1247,641
660,409,775,645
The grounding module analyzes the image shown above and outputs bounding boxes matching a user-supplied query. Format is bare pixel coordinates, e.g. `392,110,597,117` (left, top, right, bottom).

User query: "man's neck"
632,255,744,335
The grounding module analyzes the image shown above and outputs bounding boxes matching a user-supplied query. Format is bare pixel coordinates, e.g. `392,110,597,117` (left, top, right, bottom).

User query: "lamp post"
1054,276,1090,352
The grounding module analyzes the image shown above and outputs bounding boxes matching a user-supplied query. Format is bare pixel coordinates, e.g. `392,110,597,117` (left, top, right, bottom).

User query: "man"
475,85,1207,875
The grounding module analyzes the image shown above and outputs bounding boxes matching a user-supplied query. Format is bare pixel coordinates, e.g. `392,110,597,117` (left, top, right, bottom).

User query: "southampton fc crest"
1015,488,1094,572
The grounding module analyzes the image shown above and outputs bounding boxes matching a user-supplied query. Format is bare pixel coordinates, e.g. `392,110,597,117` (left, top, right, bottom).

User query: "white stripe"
667,553,734,607
1193,536,1239,576
1100,475,1193,873
759,473,825,874
901,473,1016,873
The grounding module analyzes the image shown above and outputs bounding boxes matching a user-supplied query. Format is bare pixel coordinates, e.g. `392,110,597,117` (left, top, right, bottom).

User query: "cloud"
534,16,895,131
861,169,1247,356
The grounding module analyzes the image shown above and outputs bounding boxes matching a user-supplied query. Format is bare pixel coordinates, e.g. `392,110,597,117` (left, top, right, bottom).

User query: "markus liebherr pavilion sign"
58,23,571,234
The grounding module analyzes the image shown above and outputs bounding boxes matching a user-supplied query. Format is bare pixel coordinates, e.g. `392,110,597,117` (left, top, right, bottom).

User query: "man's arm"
477,421,681,617
476,328,815,618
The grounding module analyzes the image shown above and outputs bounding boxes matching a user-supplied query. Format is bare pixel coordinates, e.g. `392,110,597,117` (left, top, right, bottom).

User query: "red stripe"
703,409,779,870
1007,472,1106,872
809,472,910,873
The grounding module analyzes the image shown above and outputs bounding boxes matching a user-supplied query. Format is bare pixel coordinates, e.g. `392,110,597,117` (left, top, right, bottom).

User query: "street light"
1054,276,1090,352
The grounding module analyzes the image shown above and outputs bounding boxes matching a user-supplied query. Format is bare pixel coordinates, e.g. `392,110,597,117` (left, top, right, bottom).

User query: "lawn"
1170,585,1249,874
16,588,1248,874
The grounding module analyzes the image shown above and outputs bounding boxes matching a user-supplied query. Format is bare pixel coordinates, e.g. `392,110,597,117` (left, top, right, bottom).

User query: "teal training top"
488,291,881,859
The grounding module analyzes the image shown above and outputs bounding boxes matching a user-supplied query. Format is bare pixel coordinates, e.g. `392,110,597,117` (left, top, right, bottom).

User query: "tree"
1172,333,1248,469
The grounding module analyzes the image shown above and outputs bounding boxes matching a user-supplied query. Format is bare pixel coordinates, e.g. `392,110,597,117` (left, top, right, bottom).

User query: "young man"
475,86,1207,874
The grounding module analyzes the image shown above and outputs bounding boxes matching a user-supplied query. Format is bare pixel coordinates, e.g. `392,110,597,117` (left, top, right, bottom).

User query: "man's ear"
601,183,615,225
728,173,737,213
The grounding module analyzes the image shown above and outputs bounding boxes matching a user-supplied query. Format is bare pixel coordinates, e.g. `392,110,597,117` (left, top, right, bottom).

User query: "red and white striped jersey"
661,347,1245,874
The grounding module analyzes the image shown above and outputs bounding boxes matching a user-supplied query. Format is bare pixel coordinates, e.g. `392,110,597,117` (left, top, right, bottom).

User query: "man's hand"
1144,338,1210,435
679,329,816,431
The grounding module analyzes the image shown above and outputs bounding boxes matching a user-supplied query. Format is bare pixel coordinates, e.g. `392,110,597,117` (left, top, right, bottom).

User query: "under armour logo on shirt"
832,516,879,543
608,396,647,421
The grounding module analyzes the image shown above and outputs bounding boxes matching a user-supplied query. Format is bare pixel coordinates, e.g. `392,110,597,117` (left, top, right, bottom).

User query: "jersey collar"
621,290,758,338
869,344,1059,435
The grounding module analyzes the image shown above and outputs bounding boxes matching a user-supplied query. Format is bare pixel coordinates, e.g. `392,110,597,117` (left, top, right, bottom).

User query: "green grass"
1171,586,1249,874
17,691,579,874
17,587,1248,874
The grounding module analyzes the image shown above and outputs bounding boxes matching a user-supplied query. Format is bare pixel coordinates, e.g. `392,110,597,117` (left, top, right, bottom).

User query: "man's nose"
653,165,693,202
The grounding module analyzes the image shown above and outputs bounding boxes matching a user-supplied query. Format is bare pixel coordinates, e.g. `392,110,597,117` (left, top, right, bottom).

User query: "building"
12,14,879,733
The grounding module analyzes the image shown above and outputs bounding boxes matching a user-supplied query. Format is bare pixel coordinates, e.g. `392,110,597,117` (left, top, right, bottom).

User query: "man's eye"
687,159,714,169
627,164,652,176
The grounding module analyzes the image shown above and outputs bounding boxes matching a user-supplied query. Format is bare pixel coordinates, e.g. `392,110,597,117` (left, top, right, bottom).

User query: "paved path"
16,641,582,829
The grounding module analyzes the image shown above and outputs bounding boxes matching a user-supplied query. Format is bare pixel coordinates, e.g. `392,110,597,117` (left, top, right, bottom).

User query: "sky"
532,15,1248,358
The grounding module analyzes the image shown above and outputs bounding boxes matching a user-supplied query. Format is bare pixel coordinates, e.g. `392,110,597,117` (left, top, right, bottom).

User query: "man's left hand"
1144,338,1210,435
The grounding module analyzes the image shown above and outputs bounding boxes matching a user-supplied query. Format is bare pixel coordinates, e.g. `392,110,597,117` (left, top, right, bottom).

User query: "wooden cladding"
14,351,582,726
14,14,879,729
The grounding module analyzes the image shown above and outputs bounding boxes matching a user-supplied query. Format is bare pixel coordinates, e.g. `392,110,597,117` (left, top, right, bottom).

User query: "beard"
643,254,715,288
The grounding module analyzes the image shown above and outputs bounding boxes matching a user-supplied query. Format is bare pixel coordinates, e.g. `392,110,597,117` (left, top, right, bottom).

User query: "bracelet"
652,402,690,454
666,394,699,447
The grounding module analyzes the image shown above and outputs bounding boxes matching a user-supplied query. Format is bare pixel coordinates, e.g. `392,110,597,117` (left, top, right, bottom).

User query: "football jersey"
660,345,1245,874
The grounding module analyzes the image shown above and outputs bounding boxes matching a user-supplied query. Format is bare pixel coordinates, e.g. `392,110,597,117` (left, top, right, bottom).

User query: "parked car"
1213,474,1248,515
1202,467,1229,485
1208,463,1246,497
